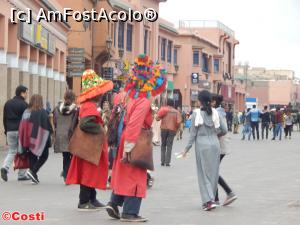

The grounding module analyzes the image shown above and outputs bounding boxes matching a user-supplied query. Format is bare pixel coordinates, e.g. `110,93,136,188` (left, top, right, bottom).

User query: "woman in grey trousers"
182,90,227,211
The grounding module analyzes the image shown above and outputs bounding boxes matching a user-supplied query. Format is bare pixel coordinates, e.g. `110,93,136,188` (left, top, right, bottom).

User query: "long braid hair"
198,90,212,115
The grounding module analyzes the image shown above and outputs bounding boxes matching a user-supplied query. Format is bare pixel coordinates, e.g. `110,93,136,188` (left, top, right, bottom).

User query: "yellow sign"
40,27,48,50
123,59,130,72
36,23,42,45
117,75,128,81
36,24,48,50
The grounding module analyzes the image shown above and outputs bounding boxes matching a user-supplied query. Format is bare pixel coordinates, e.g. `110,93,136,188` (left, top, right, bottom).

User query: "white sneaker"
223,193,237,206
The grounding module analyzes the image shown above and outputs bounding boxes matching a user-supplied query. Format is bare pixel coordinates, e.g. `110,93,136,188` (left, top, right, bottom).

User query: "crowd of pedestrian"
1,54,240,222
238,105,299,141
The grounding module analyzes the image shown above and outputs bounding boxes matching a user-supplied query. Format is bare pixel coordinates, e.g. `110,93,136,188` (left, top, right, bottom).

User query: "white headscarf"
194,108,220,128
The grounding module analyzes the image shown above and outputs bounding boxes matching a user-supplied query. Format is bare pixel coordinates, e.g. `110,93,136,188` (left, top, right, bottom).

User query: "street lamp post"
118,48,125,78
244,61,249,109
105,37,113,102
245,61,249,93
118,48,124,59
106,37,113,62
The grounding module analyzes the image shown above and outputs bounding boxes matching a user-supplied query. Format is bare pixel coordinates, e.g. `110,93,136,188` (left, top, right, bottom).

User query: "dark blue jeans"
161,129,176,165
110,192,142,215
261,122,269,139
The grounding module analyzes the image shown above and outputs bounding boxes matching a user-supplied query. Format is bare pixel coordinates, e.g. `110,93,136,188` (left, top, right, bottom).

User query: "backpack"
107,103,126,147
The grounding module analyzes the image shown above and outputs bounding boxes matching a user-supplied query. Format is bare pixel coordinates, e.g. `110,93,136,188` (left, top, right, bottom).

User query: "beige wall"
248,80,298,108
235,65,295,81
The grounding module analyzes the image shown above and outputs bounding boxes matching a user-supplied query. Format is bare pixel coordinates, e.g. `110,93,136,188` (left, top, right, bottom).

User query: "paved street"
1,130,300,225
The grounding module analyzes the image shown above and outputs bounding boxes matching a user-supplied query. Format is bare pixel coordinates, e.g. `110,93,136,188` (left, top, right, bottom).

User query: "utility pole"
244,61,249,109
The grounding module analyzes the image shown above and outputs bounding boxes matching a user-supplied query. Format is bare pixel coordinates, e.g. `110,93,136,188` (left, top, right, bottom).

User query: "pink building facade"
171,20,243,110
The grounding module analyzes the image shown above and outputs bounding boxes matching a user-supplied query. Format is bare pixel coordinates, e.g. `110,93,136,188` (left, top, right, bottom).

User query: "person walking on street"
211,95,237,207
106,54,167,222
18,94,53,184
284,111,293,139
261,106,271,140
272,107,283,140
233,112,240,134
248,105,261,140
101,101,111,132
156,99,182,167
226,109,233,132
181,90,227,211
176,107,185,140
1,85,30,182
270,108,276,138
242,109,252,141
297,112,300,131
151,101,161,146
66,69,112,210
53,90,77,183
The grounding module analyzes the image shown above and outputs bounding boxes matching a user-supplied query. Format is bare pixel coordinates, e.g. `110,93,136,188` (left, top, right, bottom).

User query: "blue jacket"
248,108,261,122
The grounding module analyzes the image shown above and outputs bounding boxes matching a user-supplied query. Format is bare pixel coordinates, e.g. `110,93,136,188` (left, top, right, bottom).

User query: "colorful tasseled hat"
77,69,113,104
124,54,167,99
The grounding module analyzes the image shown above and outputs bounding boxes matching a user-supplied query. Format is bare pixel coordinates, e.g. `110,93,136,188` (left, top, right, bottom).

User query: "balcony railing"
179,20,235,37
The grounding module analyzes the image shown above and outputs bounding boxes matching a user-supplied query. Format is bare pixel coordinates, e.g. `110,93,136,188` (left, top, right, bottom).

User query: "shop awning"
167,81,174,91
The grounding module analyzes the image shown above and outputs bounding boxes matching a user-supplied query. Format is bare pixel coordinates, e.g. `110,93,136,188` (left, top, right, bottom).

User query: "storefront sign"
19,21,56,56
68,48,85,54
68,71,83,77
190,90,199,101
67,56,85,62
102,67,114,80
191,73,199,84
198,80,211,90
67,48,85,77
67,63,85,69
40,27,48,50
20,21,35,44
48,33,56,55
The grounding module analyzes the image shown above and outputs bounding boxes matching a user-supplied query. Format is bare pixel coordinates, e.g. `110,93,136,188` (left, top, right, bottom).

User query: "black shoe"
161,163,165,166
147,178,154,188
90,199,106,209
106,202,120,219
271,138,275,140
1,168,8,182
18,176,31,181
78,202,99,211
27,170,39,184
120,214,148,222
166,164,170,167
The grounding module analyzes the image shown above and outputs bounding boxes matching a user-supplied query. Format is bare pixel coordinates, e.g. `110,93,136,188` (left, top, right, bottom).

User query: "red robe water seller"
66,101,108,189
111,97,152,198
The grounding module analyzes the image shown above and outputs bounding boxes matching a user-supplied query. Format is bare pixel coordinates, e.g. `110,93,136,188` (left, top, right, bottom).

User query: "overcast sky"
159,0,300,77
